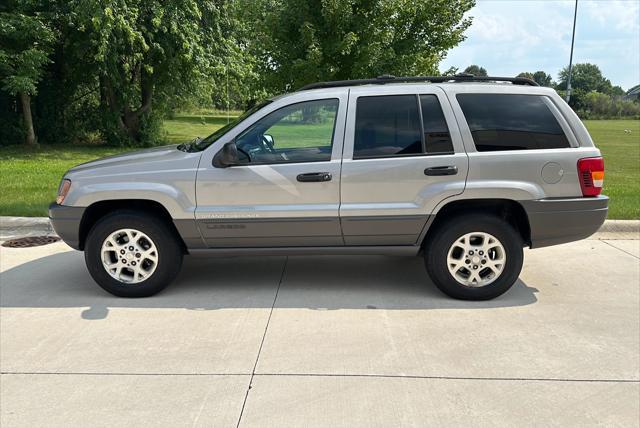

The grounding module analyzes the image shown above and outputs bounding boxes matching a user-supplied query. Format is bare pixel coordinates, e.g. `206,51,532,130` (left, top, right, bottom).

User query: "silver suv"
49,75,608,300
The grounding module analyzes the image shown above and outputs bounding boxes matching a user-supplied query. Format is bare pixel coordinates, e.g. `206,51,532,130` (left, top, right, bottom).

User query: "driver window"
235,98,339,164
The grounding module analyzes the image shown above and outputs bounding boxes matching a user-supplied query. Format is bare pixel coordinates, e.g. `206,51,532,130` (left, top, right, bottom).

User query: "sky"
439,0,640,90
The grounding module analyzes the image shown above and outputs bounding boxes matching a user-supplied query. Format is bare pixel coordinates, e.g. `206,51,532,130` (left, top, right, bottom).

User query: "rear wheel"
84,210,183,297
425,214,523,300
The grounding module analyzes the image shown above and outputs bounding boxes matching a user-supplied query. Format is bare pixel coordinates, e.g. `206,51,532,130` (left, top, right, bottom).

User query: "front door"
195,91,348,247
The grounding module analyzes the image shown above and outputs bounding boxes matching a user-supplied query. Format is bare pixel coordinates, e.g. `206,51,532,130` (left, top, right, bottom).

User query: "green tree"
0,6,54,146
463,64,487,76
441,66,459,76
516,72,534,80
517,71,553,86
532,71,553,87
67,0,232,145
557,63,613,109
206,0,268,110
610,85,625,97
248,0,475,92
557,63,612,93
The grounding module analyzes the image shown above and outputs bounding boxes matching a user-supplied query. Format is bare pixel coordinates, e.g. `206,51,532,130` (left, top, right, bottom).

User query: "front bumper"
48,202,86,250
521,195,609,248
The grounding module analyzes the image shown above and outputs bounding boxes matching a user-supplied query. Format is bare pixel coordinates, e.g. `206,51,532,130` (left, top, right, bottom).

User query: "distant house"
624,85,640,101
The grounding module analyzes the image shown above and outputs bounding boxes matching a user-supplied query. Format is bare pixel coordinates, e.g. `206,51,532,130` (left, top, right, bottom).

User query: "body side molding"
188,245,420,257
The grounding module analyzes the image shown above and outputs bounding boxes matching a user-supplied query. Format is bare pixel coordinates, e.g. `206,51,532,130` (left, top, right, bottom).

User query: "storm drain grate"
1,236,61,248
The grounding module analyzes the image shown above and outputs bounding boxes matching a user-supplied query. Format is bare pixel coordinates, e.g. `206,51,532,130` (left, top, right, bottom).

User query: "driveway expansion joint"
2,371,637,384
252,373,640,383
235,256,288,428
0,371,250,377
600,239,640,259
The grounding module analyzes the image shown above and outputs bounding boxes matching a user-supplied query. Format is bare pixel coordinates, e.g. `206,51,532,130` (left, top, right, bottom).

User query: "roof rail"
298,74,539,91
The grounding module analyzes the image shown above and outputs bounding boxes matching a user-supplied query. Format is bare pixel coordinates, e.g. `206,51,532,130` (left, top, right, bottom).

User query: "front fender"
66,181,195,219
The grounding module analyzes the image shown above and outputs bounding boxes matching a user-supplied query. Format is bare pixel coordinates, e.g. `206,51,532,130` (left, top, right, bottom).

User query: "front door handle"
297,172,332,182
424,166,458,176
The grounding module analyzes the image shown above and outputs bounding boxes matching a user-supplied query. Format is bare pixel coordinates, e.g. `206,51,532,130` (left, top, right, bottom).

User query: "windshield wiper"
177,137,203,152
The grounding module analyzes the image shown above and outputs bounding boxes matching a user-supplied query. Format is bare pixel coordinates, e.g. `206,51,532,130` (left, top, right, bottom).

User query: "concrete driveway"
1,238,638,427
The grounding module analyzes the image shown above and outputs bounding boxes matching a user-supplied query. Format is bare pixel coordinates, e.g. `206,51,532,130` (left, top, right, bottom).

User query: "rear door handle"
424,166,458,176
297,172,332,182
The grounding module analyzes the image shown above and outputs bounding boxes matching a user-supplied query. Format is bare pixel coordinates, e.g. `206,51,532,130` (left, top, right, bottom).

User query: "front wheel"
84,211,183,297
424,214,524,300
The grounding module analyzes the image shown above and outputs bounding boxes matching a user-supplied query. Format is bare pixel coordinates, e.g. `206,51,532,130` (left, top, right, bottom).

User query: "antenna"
566,0,579,103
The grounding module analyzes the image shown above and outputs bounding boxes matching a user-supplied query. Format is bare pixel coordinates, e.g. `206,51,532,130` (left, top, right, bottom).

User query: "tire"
84,210,183,297
424,214,523,300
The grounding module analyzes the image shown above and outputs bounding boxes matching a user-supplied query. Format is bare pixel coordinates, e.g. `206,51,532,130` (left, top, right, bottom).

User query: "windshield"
193,100,273,151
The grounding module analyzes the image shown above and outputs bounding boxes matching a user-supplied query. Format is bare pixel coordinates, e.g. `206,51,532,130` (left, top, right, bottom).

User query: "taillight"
577,157,604,197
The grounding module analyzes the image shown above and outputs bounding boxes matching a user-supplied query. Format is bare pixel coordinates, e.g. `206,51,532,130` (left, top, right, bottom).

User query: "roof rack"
298,73,539,91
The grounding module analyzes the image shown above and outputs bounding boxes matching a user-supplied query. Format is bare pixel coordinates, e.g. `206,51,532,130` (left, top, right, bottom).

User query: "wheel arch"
422,198,532,248
78,199,189,252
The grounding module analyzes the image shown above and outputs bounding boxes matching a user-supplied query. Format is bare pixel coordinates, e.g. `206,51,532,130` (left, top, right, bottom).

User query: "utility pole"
566,0,578,103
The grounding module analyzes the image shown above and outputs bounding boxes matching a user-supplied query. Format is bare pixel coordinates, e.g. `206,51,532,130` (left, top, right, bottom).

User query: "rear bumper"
521,196,608,248
48,202,85,250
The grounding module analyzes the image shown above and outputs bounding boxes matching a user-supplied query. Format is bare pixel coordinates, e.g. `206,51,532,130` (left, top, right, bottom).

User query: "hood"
68,144,195,174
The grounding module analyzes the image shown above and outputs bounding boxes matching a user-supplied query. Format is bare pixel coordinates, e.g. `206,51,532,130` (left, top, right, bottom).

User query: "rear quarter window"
420,95,454,154
456,94,570,151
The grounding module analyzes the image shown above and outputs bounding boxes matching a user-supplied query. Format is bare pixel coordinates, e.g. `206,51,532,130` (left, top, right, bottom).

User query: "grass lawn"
584,120,639,220
163,111,241,144
1,113,638,219
0,145,132,217
0,112,233,217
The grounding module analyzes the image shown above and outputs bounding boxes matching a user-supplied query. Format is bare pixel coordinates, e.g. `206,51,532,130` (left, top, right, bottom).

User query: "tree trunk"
123,108,141,139
101,77,129,135
99,70,154,142
19,92,37,146
121,69,154,140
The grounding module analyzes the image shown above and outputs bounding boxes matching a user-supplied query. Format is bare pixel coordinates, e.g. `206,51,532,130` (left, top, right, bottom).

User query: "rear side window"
354,95,422,158
420,95,454,154
456,94,570,151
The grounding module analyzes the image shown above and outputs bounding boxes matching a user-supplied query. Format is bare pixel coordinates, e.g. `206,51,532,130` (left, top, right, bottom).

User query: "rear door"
340,85,468,245
195,89,348,247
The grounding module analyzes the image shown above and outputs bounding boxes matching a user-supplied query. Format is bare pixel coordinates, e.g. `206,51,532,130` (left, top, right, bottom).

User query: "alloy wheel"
100,228,158,284
446,231,506,287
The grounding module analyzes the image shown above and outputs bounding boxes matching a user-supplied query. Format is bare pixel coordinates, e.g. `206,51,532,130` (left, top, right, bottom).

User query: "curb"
596,220,640,234
0,216,52,229
0,216,55,239
1,216,638,240
592,219,639,240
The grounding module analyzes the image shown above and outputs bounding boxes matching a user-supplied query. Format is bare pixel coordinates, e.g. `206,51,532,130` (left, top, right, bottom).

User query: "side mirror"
212,142,240,168
263,134,274,146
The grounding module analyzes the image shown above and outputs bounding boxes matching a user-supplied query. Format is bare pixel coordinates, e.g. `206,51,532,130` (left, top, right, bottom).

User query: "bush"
137,112,167,147
97,110,166,148
577,91,640,120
